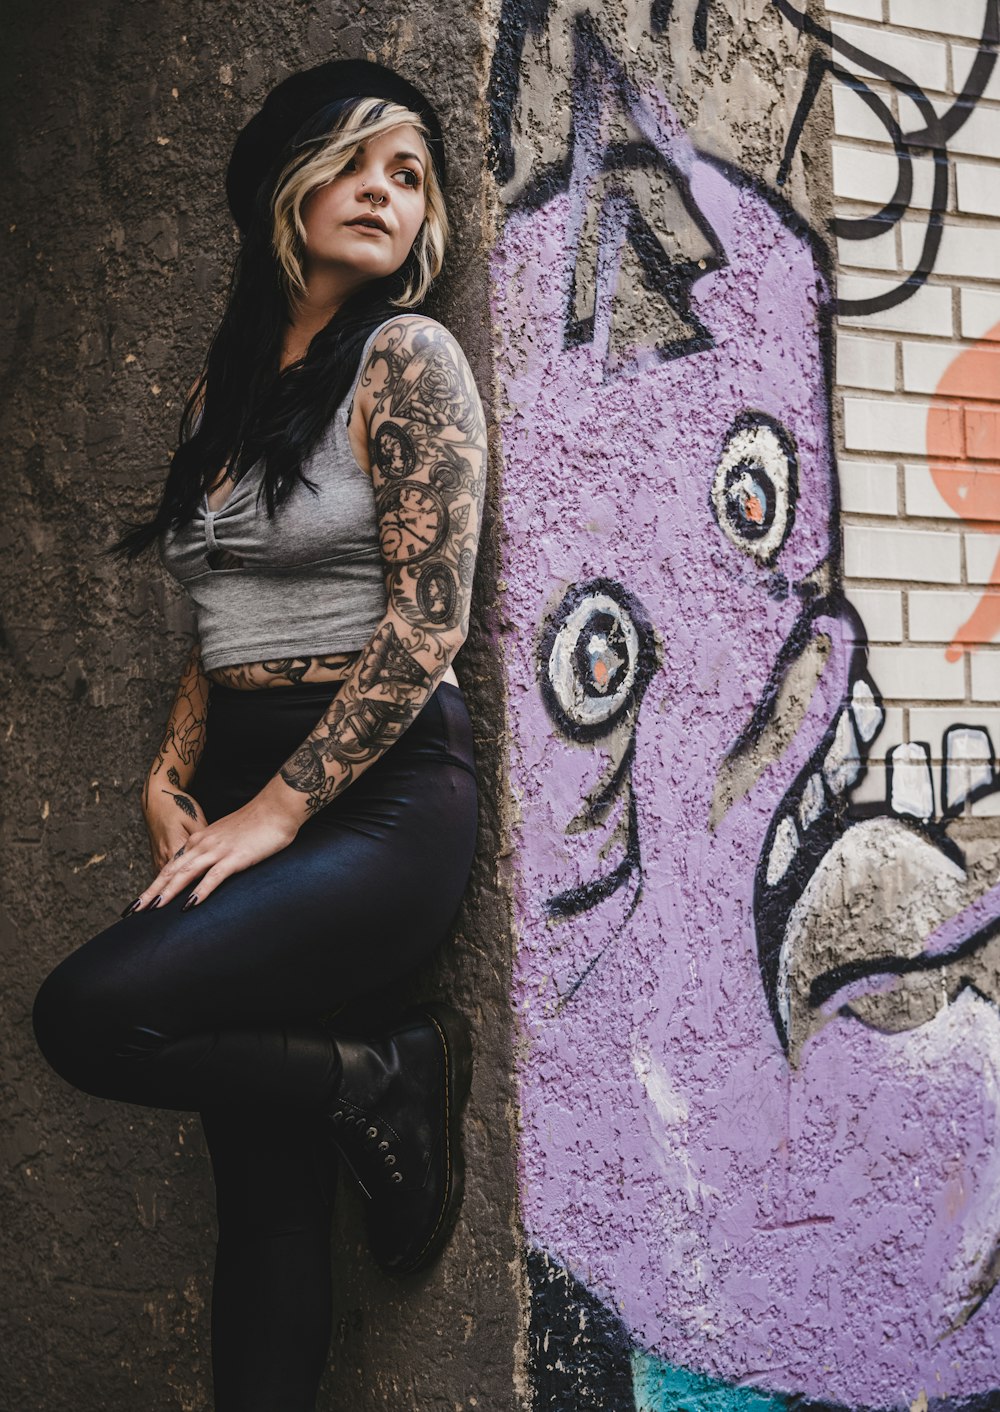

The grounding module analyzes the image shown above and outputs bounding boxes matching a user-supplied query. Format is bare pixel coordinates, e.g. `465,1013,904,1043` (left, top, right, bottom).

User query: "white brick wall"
837,277,953,335
955,163,1000,218
839,458,899,513
837,337,896,391
886,1,988,41
960,286,1000,340
847,587,903,639
844,524,962,581
826,0,1000,819
829,20,950,93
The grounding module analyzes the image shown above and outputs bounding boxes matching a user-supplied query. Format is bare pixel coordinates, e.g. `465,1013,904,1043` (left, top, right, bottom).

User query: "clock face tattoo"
377,482,448,563
372,421,416,479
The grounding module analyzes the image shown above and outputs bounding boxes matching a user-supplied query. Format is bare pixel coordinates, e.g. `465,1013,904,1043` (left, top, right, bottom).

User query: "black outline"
537,578,658,924
774,0,997,315
709,411,800,568
942,721,999,817
886,739,936,821
562,18,726,363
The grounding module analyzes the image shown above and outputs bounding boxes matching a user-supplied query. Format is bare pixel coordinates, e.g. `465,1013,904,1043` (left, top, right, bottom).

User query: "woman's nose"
358,171,390,203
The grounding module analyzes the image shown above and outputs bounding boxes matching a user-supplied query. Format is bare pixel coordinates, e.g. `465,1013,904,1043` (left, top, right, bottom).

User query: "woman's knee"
32,932,149,1091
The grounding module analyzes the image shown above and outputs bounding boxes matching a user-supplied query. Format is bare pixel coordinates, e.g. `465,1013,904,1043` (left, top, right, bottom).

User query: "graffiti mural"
777,0,999,317
490,4,1000,1408
927,323,1000,663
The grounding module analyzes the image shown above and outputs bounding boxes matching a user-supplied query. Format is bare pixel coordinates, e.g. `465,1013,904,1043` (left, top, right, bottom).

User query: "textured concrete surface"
0,3,521,1409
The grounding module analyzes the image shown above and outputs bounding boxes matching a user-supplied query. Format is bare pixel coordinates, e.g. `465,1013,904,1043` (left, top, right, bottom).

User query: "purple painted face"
493,91,1000,1406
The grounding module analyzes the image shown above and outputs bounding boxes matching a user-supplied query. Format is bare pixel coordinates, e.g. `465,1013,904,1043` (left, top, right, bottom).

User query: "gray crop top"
159,319,396,672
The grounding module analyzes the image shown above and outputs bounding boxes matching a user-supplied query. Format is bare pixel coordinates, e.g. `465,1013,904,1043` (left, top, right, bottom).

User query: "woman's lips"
346,218,389,235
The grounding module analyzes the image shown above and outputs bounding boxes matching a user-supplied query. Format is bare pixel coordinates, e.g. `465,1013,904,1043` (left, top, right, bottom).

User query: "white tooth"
798,772,825,831
822,710,861,794
888,741,934,821
766,815,799,887
850,677,884,744
943,727,995,812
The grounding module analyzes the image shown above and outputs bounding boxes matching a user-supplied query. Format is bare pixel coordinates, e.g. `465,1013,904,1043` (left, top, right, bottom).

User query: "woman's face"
299,122,429,287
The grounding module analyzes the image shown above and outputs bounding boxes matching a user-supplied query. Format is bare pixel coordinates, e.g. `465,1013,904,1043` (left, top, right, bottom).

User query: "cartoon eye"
711,414,797,565
540,579,657,741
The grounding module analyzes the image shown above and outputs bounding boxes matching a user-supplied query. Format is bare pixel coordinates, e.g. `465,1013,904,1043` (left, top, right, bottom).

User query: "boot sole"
383,1001,473,1276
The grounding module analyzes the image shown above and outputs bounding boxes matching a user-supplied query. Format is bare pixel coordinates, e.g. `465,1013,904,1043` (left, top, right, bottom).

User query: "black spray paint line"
536,577,658,1002
809,906,1000,1012
487,0,556,187
904,0,999,149
561,16,726,365
774,0,997,316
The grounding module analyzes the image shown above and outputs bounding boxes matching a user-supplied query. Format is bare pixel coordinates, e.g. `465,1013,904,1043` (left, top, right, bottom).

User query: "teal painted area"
631,1349,791,1412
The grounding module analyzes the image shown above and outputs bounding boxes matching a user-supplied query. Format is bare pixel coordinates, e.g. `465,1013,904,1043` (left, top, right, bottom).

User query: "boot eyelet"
367,1126,378,1139
385,1154,396,1166
378,1141,389,1152
391,1171,403,1183
332,1111,344,1124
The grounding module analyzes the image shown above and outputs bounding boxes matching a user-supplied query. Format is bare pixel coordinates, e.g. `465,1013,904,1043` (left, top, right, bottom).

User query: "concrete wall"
0,3,519,1410
489,1,1000,1409
6,2,1000,1411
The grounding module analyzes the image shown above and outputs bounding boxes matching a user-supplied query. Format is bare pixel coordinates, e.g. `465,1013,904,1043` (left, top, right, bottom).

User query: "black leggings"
32,678,478,1412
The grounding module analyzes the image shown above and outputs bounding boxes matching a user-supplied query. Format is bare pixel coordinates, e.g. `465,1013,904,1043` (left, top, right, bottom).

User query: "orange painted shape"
928,319,1000,660
965,406,1000,462
927,402,967,469
745,494,764,524
935,341,1000,399
929,464,1000,522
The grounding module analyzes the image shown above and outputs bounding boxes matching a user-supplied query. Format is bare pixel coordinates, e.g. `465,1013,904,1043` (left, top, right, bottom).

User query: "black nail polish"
181,894,199,912
120,898,142,918
146,894,163,909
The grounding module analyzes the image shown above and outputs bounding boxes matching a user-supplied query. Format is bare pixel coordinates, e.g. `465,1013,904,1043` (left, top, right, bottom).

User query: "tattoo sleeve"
142,642,210,811
277,318,486,817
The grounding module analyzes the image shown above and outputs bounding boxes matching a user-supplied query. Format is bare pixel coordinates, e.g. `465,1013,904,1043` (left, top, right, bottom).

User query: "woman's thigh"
41,756,478,1045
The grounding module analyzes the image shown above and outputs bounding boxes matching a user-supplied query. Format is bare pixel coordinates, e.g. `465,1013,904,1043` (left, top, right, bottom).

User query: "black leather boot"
329,1003,473,1276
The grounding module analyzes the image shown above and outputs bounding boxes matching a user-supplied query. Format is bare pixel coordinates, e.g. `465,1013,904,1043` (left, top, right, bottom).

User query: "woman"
32,59,486,1412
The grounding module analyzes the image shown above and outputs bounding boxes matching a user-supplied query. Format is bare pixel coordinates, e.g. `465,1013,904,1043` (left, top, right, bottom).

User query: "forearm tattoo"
280,319,486,816
165,790,197,819
143,644,210,809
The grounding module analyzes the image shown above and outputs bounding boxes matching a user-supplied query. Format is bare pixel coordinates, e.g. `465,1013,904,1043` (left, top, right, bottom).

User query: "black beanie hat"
225,59,447,236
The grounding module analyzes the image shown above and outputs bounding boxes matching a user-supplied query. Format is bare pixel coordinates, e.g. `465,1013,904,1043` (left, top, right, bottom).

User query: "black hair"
111,98,432,560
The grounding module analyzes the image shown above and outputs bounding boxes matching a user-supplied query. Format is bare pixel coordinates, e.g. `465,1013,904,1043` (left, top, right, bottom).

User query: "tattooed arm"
140,642,211,868
126,318,485,910
272,315,485,815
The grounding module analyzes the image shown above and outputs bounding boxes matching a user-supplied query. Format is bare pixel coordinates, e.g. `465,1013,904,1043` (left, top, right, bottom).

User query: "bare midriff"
205,655,459,690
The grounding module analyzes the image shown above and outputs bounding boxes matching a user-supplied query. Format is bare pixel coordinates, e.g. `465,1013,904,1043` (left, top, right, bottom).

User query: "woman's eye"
710,414,797,566
396,169,420,188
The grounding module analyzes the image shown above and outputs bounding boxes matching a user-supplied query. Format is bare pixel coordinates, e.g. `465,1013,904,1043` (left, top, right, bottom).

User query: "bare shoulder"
369,313,457,354
365,316,483,435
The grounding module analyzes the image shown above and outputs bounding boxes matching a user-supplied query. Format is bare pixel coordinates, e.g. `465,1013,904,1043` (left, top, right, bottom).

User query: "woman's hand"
125,791,303,915
142,778,209,871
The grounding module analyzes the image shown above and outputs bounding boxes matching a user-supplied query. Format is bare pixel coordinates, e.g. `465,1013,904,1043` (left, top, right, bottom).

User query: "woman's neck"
282,267,368,368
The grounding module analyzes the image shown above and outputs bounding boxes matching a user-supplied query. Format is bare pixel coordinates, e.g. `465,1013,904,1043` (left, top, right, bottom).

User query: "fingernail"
181,894,199,912
145,894,163,910
120,897,142,918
